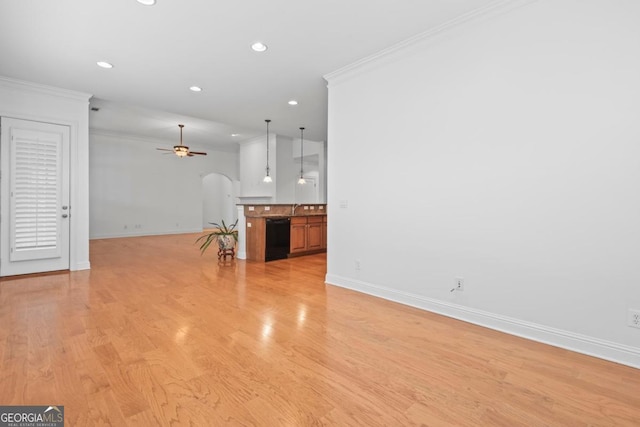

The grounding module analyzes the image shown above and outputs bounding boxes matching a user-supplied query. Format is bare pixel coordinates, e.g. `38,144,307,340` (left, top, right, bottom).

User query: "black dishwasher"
265,217,291,261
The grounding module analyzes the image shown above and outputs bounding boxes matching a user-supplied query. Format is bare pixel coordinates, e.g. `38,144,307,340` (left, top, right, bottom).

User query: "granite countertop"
245,213,327,218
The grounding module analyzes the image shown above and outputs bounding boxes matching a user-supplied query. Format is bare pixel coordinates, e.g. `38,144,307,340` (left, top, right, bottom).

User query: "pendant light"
263,119,272,183
298,127,306,185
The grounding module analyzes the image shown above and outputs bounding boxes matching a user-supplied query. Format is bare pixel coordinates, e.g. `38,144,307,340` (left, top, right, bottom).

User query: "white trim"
0,76,91,101
73,261,91,271
324,0,537,86
90,228,202,240
325,274,640,369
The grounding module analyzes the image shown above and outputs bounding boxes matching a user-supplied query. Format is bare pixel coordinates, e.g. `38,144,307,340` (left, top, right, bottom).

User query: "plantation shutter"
10,129,63,261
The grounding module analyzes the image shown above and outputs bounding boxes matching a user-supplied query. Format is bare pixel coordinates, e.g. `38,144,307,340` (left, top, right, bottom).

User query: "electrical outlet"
454,277,464,291
628,309,640,329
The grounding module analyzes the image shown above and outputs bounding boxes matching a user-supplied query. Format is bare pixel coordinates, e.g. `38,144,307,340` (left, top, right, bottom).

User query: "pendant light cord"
265,119,271,175
299,127,305,177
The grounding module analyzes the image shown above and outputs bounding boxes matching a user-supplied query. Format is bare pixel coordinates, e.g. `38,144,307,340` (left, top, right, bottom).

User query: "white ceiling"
0,0,496,147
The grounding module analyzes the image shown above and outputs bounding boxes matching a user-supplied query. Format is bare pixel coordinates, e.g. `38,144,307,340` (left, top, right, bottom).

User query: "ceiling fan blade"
189,151,207,155
156,148,173,152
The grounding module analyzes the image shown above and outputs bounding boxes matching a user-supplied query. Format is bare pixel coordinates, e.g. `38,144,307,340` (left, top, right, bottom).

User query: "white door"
0,117,70,277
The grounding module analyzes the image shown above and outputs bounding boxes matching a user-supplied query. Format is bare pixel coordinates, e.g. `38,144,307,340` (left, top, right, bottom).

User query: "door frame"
0,117,71,276
0,77,92,276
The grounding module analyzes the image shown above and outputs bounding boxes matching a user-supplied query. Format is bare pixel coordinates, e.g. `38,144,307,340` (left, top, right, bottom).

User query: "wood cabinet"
290,215,326,255
290,217,307,253
246,214,327,261
245,217,266,261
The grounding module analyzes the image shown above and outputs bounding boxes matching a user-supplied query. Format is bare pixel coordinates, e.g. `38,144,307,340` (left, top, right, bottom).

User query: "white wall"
325,0,640,367
293,138,325,204
0,77,91,271
239,132,326,204
90,131,238,238
239,133,276,200
276,135,296,203
202,173,236,227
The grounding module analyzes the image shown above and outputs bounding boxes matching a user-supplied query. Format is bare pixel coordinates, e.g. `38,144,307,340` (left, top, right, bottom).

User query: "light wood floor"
1,233,639,426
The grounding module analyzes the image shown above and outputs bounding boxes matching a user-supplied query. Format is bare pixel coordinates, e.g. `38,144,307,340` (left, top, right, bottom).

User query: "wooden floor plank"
0,233,639,426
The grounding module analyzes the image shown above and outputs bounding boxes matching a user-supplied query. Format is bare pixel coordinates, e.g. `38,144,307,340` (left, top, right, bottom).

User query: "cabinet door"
290,218,307,253
307,221,323,250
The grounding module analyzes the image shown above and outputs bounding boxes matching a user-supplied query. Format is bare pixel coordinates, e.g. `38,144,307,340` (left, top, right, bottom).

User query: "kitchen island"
242,204,327,262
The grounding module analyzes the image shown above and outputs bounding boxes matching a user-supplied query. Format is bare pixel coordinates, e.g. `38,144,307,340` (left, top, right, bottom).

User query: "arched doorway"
202,173,236,228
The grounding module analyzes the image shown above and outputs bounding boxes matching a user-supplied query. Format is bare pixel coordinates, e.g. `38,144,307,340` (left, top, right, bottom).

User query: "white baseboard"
71,261,91,271
325,274,640,369
90,228,202,240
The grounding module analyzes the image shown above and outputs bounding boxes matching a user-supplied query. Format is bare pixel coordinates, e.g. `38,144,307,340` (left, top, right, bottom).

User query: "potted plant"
196,219,239,259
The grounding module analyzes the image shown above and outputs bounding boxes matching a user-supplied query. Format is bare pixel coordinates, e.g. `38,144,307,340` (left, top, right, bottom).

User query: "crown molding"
90,128,239,153
324,0,537,86
0,75,92,102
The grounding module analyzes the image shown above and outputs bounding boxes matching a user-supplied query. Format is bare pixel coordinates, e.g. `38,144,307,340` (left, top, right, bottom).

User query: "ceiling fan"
157,124,207,157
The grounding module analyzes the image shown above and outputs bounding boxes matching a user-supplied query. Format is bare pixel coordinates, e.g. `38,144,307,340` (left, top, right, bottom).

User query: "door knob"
62,214,68,218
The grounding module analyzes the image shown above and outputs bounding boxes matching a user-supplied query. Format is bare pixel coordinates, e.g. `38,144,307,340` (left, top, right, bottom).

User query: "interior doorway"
201,173,236,228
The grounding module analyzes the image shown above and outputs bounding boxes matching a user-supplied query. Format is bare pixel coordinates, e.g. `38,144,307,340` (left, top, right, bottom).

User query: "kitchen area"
239,204,327,262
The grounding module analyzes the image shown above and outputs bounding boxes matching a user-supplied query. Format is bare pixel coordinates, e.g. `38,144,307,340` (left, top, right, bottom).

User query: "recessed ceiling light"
137,0,156,5
96,61,113,69
288,100,298,106
231,133,239,137
189,86,202,92
251,42,268,52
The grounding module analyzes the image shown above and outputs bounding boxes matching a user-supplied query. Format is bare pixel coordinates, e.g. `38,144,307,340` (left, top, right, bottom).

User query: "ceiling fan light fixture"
156,124,207,157
174,146,189,157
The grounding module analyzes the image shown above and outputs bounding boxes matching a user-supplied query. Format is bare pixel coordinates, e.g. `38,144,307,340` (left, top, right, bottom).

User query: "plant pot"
217,235,236,259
